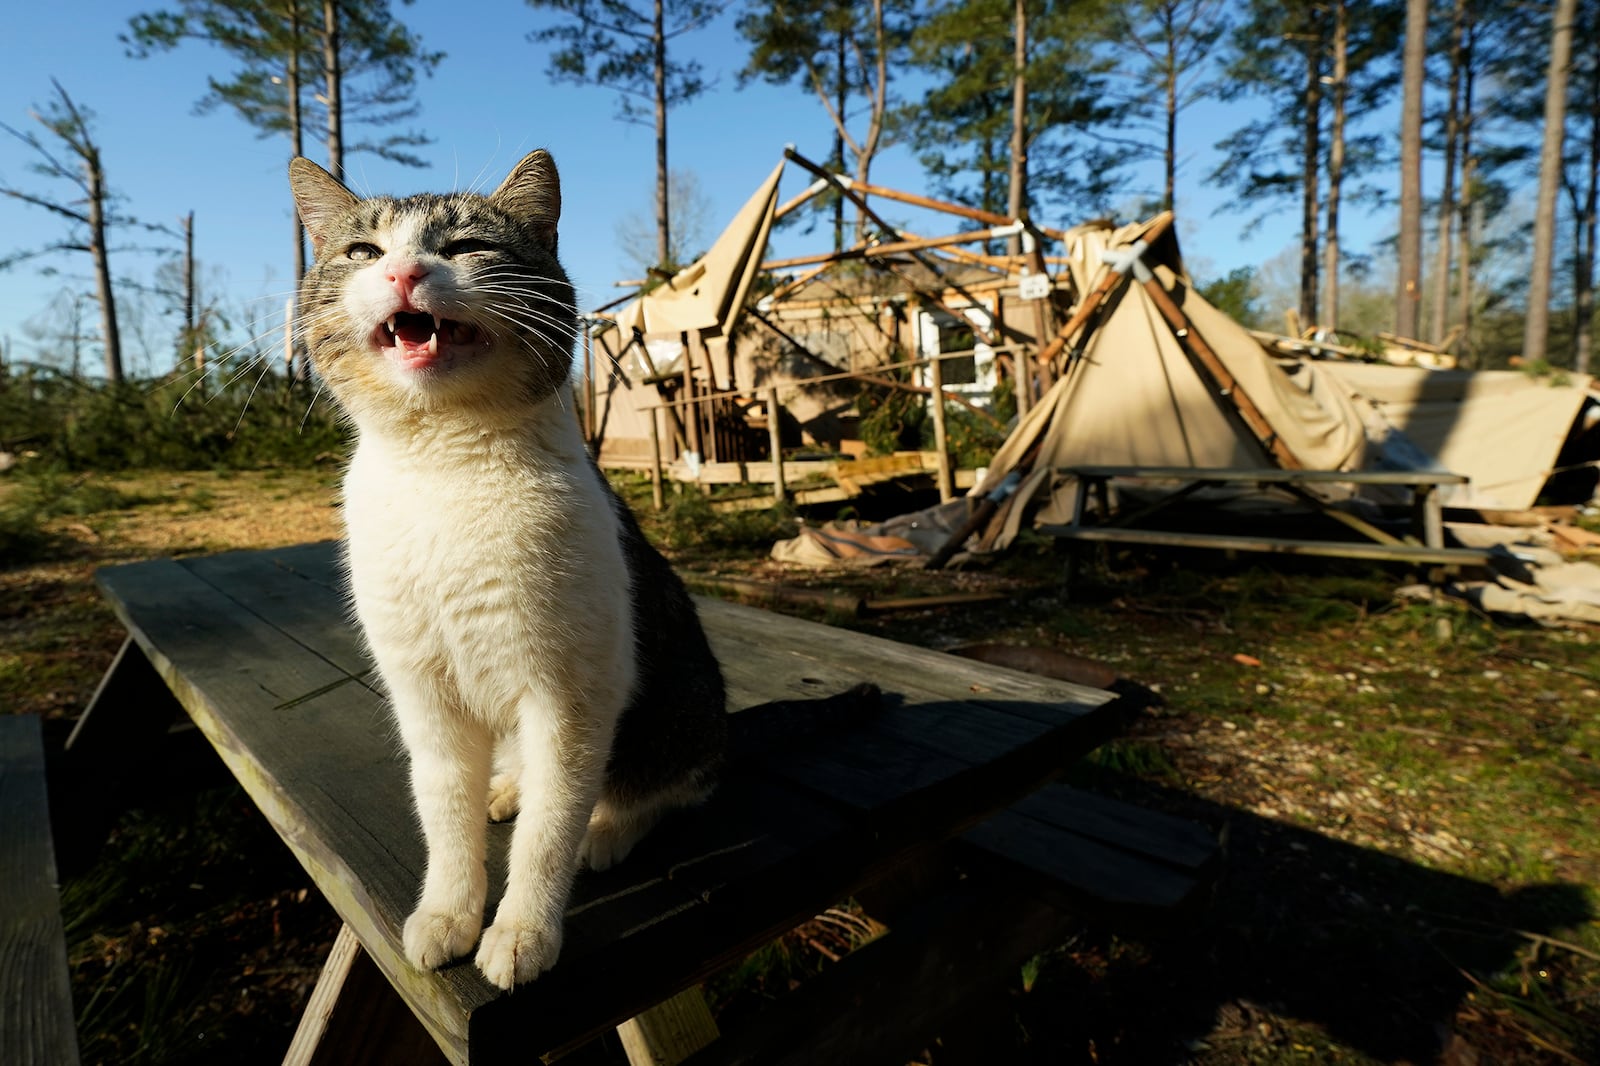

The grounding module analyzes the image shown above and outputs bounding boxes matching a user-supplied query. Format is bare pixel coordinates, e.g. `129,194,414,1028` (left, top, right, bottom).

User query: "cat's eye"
346,242,382,261
442,238,497,258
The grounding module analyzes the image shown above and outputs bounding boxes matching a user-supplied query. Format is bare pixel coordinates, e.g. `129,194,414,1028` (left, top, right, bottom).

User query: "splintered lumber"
780,148,1007,347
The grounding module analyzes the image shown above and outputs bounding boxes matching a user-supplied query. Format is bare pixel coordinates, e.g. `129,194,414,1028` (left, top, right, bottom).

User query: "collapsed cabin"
574,149,1600,543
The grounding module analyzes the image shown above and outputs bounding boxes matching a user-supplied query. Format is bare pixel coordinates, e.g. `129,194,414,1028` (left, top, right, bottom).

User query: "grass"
4,469,1597,1063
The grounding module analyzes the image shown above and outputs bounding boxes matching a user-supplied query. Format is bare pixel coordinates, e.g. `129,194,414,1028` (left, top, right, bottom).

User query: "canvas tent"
609,162,784,361
972,216,1372,551
966,215,1600,553
1317,362,1597,512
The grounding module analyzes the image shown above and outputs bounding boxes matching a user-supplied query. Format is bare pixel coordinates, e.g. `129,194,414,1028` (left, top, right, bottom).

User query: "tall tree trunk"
1162,3,1177,212
850,0,889,238
1524,0,1577,365
322,0,343,181
1396,0,1428,341
85,146,123,383
1007,0,1028,256
1323,0,1348,332
182,210,199,376
1431,0,1464,346
1300,37,1323,331
1456,16,1477,365
833,27,846,253
1575,54,1600,374
288,2,306,285
653,0,670,268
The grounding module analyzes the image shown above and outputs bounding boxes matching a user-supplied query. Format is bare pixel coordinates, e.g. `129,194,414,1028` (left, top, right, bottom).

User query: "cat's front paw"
577,820,643,872
475,916,562,989
486,774,520,822
402,905,482,971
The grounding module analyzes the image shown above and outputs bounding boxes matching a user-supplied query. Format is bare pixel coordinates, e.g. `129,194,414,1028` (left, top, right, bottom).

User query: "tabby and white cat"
288,151,728,989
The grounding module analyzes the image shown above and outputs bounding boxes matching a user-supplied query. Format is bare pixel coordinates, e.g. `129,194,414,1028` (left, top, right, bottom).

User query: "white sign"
1017,272,1052,301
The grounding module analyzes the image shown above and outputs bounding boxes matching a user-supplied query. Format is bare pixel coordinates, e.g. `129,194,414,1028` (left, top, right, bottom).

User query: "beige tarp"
1318,363,1595,512
609,161,784,340
974,220,1369,549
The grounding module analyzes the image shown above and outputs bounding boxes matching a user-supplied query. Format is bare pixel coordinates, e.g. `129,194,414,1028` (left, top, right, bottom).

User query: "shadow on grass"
934,770,1596,1065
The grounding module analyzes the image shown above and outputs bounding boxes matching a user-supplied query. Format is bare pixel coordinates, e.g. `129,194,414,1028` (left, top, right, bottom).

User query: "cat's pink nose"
385,260,429,302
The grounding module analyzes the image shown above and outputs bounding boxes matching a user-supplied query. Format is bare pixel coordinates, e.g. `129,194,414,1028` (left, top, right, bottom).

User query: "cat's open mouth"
376,311,486,370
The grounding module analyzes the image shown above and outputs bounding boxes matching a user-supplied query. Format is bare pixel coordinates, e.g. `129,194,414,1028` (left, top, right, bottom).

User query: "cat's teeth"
386,316,396,336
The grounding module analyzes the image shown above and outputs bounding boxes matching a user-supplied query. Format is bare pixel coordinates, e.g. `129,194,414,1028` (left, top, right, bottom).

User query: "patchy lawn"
4,468,1597,1064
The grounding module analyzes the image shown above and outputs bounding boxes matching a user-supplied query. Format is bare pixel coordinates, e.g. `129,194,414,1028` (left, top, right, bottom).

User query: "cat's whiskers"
478,306,582,347
477,305,574,356
469,291,582,339
233,359,276,433
157,303,297,403
210,355,271,404
300,382,328,433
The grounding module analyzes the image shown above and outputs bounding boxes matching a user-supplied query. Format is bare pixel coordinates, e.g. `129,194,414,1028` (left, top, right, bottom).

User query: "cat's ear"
289,157,360,256
490,150,560,249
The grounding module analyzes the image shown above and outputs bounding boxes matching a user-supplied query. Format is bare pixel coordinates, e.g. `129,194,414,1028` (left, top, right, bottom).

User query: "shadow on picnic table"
925,771,1595,1065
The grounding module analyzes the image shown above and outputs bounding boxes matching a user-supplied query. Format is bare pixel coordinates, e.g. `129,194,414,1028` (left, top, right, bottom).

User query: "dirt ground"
3,469,1597,1065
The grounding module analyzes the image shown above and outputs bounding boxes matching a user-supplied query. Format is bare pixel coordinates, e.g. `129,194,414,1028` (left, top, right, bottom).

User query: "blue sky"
1,1,1402,374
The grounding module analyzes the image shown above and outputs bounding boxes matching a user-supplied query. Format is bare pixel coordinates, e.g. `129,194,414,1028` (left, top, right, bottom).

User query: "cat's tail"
726,682,884,762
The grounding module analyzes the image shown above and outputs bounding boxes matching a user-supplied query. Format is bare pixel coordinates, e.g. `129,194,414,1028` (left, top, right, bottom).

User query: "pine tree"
529,0,721,271
738,0,914,246
1212,0,1400,332
1111,0,1230,213
126,1,440,280
899,0,1120,223
0,83,132,382
1523,0,1578,365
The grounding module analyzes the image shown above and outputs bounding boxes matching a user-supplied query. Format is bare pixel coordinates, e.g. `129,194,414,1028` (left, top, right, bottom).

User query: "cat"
287,150,731,990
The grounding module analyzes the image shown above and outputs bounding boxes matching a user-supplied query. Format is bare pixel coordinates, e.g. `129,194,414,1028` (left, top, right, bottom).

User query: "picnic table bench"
1044,465,1491,568
1,715,80,1066
67,540,1216,1065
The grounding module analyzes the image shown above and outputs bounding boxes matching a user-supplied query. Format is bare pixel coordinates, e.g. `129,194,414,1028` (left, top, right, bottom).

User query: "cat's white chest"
341,423,633,726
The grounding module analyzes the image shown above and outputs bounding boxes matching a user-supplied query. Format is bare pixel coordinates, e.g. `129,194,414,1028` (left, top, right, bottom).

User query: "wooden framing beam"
760,224,1025,273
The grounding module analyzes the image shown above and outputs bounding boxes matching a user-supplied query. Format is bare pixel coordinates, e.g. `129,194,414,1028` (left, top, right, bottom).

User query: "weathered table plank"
95,542,1127,1063
0,715,81,1066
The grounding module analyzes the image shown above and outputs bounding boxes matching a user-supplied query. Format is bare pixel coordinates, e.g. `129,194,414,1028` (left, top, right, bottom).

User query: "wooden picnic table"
1048,465,1490,567
75,540,1141,1065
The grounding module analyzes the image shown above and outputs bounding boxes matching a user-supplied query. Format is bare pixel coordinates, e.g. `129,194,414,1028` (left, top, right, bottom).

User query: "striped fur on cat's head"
289,151,575,422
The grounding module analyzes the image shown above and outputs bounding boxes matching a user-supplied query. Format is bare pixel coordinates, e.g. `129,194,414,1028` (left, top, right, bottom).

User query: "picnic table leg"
1415,484,1445,549
1070,475,1091,526
616,988,721,1065
56,637,188,865
65,636,185,758
283,923,445,1066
